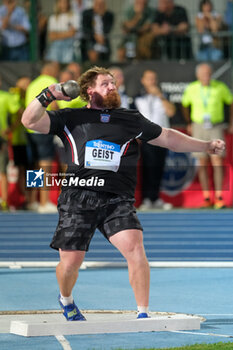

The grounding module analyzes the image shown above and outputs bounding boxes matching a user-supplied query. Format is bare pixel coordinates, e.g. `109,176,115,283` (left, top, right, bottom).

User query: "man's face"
158,0,174,13
88,74,121,109
196,65,212,86
141,71,157,89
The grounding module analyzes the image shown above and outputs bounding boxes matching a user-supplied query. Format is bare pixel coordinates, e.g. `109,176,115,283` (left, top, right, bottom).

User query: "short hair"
195,62,212,76
199,0,213,12
78,66,114,102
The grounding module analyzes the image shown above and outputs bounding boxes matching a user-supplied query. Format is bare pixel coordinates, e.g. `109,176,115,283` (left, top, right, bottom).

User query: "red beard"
92,91,121,109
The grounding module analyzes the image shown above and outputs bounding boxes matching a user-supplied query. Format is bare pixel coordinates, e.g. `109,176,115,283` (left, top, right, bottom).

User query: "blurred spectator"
0,0,30,61
135,70,175,210
0,74,21,211
151,0,192,60
195,0,223,62
66,61,82,80
81,0,114,63
24,0,48,60
8,76,31,208
182,63,233,209
70,0,93,61
25,62,60,213
117,0,154,61
108,66,134,108
224,0,233,29
223,0,232,59
46,0,80,64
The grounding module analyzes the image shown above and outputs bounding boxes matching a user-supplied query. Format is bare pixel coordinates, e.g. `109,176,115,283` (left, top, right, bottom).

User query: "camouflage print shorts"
50,189,143,251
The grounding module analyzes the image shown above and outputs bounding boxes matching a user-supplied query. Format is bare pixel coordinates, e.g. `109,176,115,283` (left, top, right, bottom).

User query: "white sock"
60,293,73,306
137,306,149,315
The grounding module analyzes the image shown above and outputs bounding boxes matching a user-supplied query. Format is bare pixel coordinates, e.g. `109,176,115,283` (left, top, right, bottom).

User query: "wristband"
36,87,56,108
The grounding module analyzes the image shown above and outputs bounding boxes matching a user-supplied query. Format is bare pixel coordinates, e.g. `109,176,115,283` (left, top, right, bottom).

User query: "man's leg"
56,249,86,321
210,155,224,198
210,155,225,208
197,156,211,205
56,249,86,297
109,229,150,310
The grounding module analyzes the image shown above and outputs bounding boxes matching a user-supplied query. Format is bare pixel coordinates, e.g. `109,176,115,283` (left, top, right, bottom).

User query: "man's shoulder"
174,5,187,14
114,107,139,116
211,80,228,88
186,80,200,90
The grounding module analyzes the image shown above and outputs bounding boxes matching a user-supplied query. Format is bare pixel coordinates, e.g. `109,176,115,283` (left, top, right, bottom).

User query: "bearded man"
22,66,225,321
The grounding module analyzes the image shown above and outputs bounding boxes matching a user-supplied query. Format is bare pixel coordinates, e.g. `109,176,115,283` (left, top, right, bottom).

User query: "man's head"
141,70,158,90
3,0,16,7
134,0,148,10
78,66,121,109
158,0,174,14
66,62,82,81
41,62,60,79
16,76,31,98
196,63,212,86
93,0,106,15
59,69,74,83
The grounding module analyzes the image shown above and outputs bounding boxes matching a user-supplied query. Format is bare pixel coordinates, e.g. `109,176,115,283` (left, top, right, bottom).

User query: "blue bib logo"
100,113,110,123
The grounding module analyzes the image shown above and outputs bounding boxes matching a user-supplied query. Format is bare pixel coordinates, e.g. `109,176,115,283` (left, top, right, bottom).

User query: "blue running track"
1,210,233,350
0,210,233,262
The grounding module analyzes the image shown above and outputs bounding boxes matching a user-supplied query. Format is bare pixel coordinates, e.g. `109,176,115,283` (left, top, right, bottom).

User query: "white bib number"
85,140,121,172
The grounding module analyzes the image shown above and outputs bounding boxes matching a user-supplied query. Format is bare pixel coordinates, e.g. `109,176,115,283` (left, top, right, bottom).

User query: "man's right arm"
21,98,51,134
22,83,72,134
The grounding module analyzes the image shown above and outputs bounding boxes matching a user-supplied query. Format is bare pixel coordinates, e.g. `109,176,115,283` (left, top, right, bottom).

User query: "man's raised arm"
22,83,74,134
22,98,51,134
149,128,225,156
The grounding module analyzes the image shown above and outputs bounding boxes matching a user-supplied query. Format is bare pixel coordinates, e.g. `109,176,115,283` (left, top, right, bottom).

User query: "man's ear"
87,86,93,97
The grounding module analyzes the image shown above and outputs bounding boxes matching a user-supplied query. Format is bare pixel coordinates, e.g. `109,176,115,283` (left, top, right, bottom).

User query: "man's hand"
48,84,72,101
207,139,225,155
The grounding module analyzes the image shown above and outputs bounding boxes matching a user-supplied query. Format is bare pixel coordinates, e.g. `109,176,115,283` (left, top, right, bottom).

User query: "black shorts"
50,189,143,251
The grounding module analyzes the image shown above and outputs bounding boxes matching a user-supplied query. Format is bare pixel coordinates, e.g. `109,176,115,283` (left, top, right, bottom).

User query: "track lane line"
55,335,72,350
170,330,233,338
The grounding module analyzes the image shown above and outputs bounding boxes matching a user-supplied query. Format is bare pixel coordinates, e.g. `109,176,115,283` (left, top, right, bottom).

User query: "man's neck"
200,81,211,87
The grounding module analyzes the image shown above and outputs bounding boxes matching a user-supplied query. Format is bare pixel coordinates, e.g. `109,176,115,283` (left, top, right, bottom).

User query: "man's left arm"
149,127,225,155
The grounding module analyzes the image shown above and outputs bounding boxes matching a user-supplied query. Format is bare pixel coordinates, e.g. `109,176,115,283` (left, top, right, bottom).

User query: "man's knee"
59,250,85,271
125,241,148,265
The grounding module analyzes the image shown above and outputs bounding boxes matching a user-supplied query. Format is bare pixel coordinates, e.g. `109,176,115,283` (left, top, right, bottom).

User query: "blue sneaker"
137,312,149,319
58,295,86,321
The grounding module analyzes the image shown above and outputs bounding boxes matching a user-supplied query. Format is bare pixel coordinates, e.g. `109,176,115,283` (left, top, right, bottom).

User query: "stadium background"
0,0,233,208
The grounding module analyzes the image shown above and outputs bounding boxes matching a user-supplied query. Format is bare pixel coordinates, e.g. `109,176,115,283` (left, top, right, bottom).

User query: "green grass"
116,342,233,350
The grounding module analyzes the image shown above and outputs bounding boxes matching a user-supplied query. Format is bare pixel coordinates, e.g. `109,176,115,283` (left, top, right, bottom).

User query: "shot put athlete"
22,66,225,321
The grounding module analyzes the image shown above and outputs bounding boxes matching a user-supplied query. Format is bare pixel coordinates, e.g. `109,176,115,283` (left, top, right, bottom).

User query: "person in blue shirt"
0,0,30,61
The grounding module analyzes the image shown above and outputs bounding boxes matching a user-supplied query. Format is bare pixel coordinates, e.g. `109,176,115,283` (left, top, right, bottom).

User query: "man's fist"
208,139,225,155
